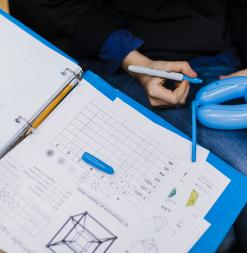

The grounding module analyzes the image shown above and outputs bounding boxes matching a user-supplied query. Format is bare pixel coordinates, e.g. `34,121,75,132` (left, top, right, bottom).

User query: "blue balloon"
191,76,247,162
197,104,247,129
196,76,247,129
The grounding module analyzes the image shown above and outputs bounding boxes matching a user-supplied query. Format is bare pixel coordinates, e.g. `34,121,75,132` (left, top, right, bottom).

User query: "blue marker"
82,152,115,175
128,65,202,84
183,75,202,84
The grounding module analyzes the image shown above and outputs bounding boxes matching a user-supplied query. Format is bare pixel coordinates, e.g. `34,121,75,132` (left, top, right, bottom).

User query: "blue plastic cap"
183,75,203,84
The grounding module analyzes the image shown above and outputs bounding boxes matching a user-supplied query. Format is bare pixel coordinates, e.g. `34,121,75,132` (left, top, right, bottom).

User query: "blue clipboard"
84,71,247,253
1,9,247,253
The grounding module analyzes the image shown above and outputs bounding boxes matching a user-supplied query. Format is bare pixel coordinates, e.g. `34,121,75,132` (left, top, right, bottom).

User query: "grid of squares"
51,100,178,208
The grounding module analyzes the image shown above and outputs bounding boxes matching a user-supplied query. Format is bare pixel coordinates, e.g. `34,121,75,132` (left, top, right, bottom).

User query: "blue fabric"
106,52,247,252
98,29,143,74
190,51,242,71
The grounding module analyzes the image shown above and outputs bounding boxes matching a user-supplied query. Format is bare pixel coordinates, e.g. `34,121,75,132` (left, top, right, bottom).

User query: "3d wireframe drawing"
47,211,117,253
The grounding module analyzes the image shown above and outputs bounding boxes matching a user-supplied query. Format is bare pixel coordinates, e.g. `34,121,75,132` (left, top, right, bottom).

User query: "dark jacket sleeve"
227,0,247,67
37,0,125,57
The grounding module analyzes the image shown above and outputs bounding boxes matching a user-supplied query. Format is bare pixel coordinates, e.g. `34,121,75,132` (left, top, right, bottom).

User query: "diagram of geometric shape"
168,187,177,198
153,216,168,232
186,189,199,207
47,211,117,253
141,239,159,253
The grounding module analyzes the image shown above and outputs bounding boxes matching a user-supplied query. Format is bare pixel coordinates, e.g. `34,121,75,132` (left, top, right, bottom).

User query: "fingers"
177,81,190,104
146,79,190,107
136,59,195,107
148,97,171,107
220,69,247,79
219,73,235,79
163,61,197,78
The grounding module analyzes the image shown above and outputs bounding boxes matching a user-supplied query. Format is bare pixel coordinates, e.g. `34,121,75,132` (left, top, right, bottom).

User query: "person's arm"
227,0,247,66
98,29,144,74
101,29,197,108
38,0,197,107
37,0,125,57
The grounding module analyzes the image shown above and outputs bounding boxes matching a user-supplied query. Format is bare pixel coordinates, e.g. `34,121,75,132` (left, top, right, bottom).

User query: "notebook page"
0,14,81,122
0,137,210,253
0,138,145,253
36,79,230,218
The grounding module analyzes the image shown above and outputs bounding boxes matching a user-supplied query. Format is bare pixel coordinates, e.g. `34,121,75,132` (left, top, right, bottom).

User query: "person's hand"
122,50,197,107
220,69,247,79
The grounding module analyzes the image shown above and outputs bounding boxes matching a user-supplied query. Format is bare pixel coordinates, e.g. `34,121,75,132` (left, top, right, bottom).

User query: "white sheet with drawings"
36,79,212,211
129,158,230,253
0,137,201,253
36,81,186,210
34,79,230,250
0,135,222,253
0,78,230,253
0,139,138,253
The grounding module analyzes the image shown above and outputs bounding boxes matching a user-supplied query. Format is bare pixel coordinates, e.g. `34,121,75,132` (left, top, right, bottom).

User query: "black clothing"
38,0,247,66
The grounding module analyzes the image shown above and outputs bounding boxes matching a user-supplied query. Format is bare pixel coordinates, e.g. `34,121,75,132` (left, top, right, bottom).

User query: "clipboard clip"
61,68,82,84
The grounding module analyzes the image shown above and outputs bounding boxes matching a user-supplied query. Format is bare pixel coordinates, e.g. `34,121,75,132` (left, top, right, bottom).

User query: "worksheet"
37,79,209,164
113,96,210,162
0,78,230,252
129,158,229,253
0,134,224,253
0,139,136,253
35,79,213,212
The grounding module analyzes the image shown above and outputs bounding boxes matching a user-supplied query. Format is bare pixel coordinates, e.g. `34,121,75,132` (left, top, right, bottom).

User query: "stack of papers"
0,79,230,253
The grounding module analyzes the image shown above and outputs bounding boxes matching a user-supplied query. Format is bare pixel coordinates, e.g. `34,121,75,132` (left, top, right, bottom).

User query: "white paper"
36,80,202,210
184,219,211,253
0,139,135,253
114,97,209,162
132,218,210,253
0,14,81,122
0,138,188,253
0,78,231,252
0,136,222,253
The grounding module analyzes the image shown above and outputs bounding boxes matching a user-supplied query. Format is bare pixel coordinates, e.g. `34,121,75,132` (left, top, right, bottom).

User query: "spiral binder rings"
62,67,83,84
0,67,85,159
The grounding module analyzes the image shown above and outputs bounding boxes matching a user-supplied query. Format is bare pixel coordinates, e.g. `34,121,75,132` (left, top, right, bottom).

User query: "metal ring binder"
15,116,35,133
61,68,82,84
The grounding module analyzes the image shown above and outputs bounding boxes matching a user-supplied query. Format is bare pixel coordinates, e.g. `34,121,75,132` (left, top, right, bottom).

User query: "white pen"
128,65,202,84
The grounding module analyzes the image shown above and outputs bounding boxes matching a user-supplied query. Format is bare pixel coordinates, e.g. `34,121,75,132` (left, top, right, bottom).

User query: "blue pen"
82,152,115,175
